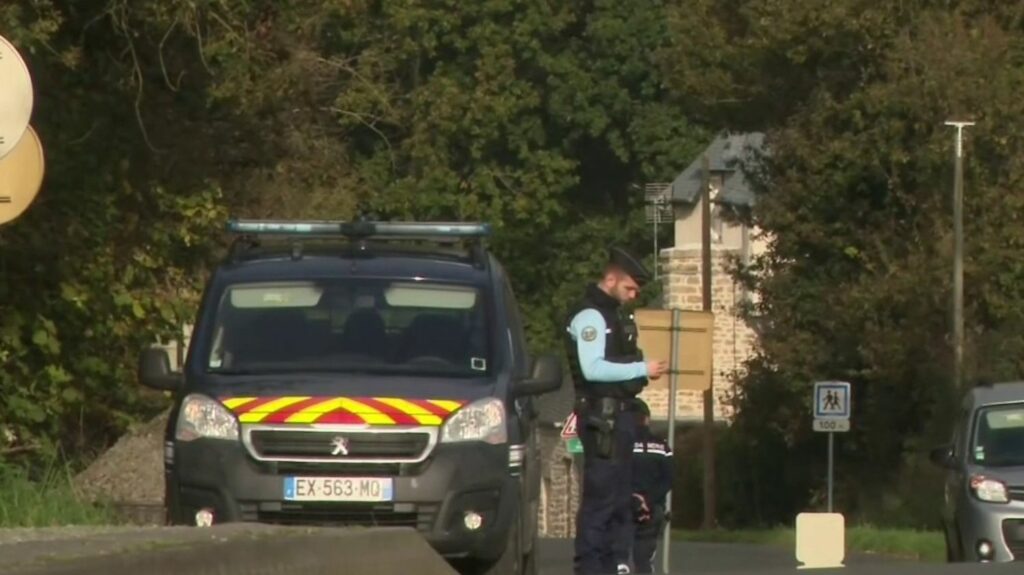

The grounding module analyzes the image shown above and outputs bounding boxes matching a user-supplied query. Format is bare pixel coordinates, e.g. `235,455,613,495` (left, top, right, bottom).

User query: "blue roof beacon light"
367,222,491,238
226,220,343,235
226,219,491,239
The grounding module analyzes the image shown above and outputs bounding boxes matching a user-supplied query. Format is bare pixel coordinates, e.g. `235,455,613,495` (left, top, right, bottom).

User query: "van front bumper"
956,497,1024,562
164,434,519,560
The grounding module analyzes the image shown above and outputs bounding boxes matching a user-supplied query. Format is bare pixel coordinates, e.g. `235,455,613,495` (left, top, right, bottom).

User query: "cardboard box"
634,308,714,391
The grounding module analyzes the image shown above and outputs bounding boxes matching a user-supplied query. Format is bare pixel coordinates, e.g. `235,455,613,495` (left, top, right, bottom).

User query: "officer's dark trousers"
632,510,665,573
574,408,636,575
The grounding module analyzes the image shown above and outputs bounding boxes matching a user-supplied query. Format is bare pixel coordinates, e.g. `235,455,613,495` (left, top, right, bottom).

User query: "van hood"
192,373,497,426
968,464,1024,488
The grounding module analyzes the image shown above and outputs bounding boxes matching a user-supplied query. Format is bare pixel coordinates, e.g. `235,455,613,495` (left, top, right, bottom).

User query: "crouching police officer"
565,248,668,575
617,400,674,574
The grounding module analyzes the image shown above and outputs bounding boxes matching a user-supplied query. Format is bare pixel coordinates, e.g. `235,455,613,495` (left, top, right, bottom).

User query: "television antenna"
644,183,672,280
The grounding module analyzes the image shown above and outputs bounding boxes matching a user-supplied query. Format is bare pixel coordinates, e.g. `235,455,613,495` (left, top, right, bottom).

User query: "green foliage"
662,0,1024,526
0,458,117,526
1,1,228,467
0,0,702,475
108,0,702,353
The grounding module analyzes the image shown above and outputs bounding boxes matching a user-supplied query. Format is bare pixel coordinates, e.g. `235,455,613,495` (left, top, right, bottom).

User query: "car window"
205,279,491,378
971,403,1024,467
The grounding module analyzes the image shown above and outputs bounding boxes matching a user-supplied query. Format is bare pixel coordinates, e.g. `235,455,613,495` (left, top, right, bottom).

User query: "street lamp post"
945,120,973,390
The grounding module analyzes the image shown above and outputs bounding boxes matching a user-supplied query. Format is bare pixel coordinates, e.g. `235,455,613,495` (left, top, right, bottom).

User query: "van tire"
522,532,538,575
483,514,523,575
459,506,522,575
944,520,962,563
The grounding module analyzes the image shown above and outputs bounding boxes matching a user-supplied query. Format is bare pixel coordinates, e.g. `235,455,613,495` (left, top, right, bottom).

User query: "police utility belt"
575,395,636,415
574,395,639,459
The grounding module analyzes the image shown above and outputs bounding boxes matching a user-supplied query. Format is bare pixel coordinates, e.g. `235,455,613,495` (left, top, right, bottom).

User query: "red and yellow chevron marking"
220,396,466,426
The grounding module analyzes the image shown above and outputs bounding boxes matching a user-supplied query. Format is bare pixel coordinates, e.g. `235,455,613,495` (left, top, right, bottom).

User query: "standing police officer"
565,247,668,575
615,399,674,573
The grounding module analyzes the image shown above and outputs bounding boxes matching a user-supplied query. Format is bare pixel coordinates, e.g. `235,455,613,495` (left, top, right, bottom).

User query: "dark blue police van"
137,219,562,575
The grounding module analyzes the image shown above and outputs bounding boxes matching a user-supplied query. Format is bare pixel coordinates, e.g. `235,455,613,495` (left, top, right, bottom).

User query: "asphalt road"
536,538,1020,575
536,538,882,574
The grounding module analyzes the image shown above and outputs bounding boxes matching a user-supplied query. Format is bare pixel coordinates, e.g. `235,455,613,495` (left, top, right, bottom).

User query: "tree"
1,0,705,468
662,0,1024,525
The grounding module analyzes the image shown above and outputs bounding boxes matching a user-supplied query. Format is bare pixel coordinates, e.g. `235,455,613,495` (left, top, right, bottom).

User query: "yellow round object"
0,125,45,225
0,34,34,159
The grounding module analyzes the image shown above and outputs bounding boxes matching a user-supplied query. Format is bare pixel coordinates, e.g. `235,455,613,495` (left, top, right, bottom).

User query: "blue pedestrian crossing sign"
814,381,851,420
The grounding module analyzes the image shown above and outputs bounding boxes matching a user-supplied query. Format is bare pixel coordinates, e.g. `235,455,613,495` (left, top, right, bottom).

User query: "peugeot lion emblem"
330,436,350,456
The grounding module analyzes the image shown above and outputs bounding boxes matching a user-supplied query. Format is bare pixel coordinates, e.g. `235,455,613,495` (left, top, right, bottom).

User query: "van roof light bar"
226,219,492,239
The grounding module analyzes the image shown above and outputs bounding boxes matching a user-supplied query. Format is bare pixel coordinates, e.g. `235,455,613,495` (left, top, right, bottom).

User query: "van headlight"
176,394,240,441
440,398,507,445
970,475,1009,504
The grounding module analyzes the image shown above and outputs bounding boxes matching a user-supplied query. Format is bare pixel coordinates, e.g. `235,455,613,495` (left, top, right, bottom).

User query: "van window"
971,403,1024,467
205,279,490,378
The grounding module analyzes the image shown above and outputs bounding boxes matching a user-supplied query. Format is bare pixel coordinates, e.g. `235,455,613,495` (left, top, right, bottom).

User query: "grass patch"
0,461,118,527
674,526,945,562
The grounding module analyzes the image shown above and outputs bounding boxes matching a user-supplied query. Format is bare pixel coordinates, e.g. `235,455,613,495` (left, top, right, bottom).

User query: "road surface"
537,538,891,574
535,538,1020,574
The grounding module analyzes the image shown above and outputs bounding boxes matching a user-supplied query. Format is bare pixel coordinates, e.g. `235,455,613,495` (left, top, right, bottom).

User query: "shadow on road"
536,537,1016,574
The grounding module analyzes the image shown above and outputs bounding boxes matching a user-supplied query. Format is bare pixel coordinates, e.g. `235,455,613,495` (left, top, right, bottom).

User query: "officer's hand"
646,360,668,379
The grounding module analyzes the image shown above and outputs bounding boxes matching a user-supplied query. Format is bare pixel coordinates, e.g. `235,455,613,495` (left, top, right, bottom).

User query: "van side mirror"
929,444,956,469
138,347,183,392
516,354,562,396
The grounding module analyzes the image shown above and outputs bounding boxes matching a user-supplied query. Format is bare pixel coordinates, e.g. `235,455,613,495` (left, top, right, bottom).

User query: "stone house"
535,377,581,538
535,132,769,536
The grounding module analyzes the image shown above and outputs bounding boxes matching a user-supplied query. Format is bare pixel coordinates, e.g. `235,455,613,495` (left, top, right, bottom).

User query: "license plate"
283,476,393,502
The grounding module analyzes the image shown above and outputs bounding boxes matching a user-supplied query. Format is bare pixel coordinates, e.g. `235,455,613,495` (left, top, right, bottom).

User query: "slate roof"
670,132,766,208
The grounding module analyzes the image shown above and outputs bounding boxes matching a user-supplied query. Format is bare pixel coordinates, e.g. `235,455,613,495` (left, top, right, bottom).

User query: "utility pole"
945,121,973,390
700,154,717,530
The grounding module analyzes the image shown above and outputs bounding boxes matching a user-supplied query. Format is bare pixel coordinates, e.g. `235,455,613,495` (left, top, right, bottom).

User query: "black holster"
578,396,624,459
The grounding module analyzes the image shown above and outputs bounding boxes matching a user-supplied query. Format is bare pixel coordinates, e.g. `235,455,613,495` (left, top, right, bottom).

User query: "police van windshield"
972,403,1024,467
204,279,491,378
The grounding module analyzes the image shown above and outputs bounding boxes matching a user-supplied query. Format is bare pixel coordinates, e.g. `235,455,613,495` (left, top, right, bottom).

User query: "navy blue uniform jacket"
632,426,673,507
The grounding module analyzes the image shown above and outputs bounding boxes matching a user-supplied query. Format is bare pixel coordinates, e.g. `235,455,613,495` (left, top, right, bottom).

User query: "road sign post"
660,308,682,574
813,381,851,513
635,307,713,574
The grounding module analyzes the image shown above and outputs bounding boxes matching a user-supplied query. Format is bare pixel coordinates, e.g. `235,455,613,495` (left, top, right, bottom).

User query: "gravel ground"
72,410,170,507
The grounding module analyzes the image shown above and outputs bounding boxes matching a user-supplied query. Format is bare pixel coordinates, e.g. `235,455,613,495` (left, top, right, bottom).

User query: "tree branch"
324,107,396,171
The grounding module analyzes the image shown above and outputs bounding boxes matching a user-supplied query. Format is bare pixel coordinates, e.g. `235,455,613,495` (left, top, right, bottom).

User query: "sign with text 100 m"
813,381,851,433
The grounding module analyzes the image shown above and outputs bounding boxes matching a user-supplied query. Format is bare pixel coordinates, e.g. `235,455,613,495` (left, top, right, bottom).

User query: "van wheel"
944,521,962,563
522,532,538,575
486,518,523,575
460,511,523,575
